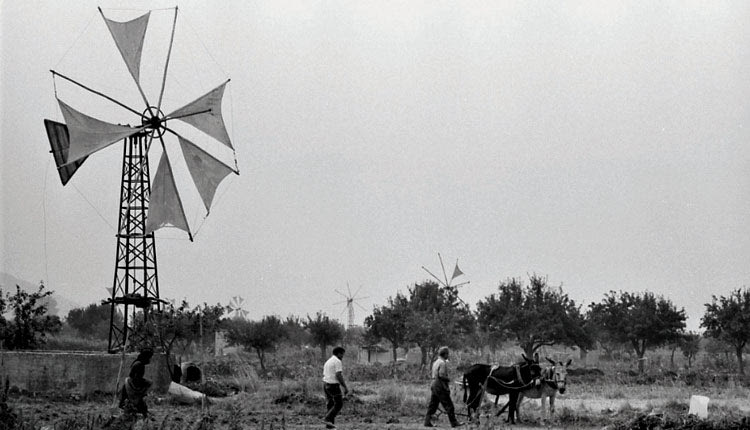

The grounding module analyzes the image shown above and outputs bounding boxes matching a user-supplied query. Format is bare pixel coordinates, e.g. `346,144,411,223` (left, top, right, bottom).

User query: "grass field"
4,348,750,430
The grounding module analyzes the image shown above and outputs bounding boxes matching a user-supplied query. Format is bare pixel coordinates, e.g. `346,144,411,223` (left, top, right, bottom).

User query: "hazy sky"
2,1,749,331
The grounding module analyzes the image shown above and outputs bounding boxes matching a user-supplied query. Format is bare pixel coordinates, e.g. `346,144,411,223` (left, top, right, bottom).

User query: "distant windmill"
334,283,368,329
422,253,469,304
226,296,248,319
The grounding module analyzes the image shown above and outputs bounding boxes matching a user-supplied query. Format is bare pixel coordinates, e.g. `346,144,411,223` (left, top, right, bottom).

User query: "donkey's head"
520,353,543,384
546,358,572,394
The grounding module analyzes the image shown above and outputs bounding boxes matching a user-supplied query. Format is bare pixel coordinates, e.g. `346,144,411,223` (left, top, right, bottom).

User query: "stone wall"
0,351,172,395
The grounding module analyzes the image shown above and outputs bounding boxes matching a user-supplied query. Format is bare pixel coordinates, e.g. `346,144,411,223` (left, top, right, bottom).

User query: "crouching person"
119,348,154,418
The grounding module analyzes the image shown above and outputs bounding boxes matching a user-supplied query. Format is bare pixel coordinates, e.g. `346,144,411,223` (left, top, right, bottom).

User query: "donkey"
503,358,571,422
462,355,542,424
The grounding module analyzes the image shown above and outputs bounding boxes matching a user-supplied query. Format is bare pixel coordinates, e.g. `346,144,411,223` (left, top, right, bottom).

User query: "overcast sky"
2,1,749,331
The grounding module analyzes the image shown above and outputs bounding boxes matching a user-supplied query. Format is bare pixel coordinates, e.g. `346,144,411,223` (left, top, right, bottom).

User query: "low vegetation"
3,347,749,429
2,279,749,428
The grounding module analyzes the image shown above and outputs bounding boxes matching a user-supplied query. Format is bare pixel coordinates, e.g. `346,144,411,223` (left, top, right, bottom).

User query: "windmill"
226,296,249,320
44,7,239,353
421,253,469,304
334,283,368,329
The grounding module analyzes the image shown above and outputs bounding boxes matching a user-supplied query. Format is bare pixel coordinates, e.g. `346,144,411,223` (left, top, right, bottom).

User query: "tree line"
364,276,750,375
2,277,749,376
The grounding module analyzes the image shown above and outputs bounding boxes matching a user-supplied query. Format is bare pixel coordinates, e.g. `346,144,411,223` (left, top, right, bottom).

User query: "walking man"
323,346,349,429
424,346,463,427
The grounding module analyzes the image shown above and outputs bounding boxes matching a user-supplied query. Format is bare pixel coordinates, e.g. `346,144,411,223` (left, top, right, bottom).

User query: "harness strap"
476,364,499,410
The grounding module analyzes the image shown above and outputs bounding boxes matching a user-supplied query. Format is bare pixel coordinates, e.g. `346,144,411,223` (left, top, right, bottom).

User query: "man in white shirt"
323,346,349,429
424,346,463,427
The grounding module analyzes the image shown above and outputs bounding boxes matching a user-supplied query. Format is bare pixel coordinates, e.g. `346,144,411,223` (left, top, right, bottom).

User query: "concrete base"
0,351,172,395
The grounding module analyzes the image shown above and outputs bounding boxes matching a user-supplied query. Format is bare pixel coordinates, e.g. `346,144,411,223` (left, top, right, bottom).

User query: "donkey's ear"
521,353,528,362
546,357,556,365
534,353,539,363
566,358,572,367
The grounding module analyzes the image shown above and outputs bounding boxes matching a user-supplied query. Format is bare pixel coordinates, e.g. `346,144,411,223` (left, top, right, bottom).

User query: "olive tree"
680,332,701,369
404,280,475,366
364,292,410,362
589,291,686,373
701,288,750,375
225,315,286,371
476,275,591,357
305,312,345,360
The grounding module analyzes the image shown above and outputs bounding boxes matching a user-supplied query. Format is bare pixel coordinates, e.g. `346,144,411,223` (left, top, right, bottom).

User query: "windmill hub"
141,106,167,137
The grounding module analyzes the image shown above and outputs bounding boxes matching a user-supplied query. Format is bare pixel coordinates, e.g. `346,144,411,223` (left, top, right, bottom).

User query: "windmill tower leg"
347,303,354,330
107,133,161,353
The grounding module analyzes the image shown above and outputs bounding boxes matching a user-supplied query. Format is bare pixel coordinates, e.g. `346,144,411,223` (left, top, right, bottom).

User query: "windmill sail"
44,119,88,185
451,263,464,281
57,99,142,164
177,135,236,212
146,151,191,237
102,11,150,84
168,81,233,149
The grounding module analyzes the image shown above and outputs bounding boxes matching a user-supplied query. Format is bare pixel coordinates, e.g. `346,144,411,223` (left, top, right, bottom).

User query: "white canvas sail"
146,151,191,237
57,99,142,164
102,11,151,84
168,81,233,149
177,135,236,212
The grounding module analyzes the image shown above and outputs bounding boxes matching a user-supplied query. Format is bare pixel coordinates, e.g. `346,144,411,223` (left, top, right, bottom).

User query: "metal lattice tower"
107,133,161,353
334,284,368,329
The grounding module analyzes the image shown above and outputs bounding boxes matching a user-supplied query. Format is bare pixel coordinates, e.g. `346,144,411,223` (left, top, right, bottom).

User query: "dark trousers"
426,380,458,425
324,383,343,424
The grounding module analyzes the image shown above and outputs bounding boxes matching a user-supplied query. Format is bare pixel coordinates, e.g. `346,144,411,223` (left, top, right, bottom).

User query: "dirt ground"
8,376,750,429
10,391,725,430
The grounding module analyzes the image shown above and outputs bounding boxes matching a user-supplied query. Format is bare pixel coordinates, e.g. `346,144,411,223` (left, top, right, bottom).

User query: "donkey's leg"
549,393,555,418
515,393,524,422
507,392,518,424
495,396,510,418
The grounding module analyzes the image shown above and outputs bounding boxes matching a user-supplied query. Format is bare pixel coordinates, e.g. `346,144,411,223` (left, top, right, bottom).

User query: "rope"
180,13,228,77
191,173,237,238
70,182,117,231
228,86,239,173
53,10,98,70
111,331,129,411
101,7,176,12
43,159,51,287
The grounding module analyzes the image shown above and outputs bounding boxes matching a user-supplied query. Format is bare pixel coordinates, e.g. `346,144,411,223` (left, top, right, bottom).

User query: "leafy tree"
1,283,62,350
0,290,7,343
131,301,225,378
703,337,733,367
225,315,286,371
701,288,750,375
364,292,410,362
343,325,366,347
589,290,686,373
304,312,345,360
680,332,701,369
476,275,591,357
282,315,309,347
404,280,475,366
67,302,120,339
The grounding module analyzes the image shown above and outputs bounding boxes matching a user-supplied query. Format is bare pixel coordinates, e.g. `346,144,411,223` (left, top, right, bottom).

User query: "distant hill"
0,272,82,318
